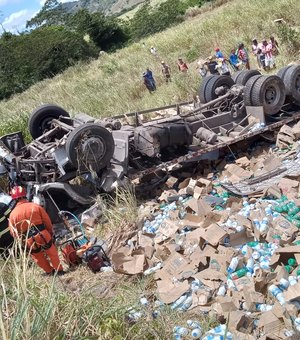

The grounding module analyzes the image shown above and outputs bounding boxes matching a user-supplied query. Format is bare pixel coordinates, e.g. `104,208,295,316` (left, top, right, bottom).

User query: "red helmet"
10,186,26,199
215,47,220,51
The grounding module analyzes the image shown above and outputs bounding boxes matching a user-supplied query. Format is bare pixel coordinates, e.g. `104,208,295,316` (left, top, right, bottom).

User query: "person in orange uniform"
9,186,65,276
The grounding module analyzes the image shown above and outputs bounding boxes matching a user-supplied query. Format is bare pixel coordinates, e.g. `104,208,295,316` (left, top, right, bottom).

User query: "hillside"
0,0,298,139
61,0,145,15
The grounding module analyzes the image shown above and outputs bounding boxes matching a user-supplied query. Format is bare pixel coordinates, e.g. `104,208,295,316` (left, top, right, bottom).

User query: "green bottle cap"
297,269,300,276
294,240,300,245
288,258,297,267
285,265,293,274
272,235,281,240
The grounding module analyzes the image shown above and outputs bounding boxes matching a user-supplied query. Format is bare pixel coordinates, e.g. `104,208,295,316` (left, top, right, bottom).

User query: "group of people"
198,36,279,78
142,45,190,93
252,36,279,71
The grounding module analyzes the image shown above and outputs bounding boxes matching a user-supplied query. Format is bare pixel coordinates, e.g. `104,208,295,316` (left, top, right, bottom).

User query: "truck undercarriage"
1,66,300,218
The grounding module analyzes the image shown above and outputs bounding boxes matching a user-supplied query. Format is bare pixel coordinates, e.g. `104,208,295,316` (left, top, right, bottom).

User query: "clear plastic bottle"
217,284,227,296
187,320,202,329
256,303,273,312
288,276,298,286
178,295,193,311
191,328,202,339
143,262,162,275
171,294,188,310
227,257,239,274
268,284,285,305
173,326,189,336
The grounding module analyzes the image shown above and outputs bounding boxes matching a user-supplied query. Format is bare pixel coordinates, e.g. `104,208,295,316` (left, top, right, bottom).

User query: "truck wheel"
66,124,114,173
234,70,261,86
29,104,70,139
250,75,286,115
199,75,216,103
244,75,263,106
281,65,300,101
277,65,292,80
232,70,243,83
204,75,234,102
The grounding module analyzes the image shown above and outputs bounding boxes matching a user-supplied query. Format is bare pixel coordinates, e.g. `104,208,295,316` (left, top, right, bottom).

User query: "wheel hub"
81,136,106,164
265,86,276,104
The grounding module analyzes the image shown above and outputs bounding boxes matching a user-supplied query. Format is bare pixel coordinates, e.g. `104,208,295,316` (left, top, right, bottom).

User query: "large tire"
277,65,292,80
204,75,234,103
66,123,114,173
281,65,300,101
29,104,70,139
249,75,286,115
232,70,243,83
244,75,263,106
234,70,261,86
199,75,216,103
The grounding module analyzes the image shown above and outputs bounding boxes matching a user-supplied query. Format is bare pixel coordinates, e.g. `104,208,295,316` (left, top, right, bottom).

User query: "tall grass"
0,0,298,137
0,240,217,339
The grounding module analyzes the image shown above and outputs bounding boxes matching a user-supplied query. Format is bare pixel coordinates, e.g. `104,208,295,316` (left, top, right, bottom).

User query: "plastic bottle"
252,251,260,260
178,295,193,311
171,294,188,310
187,320,202,329
288,276,298,286
140,297,149,306
253,219,261,231
227,257,239,274
256,303,273,312
173,326,189,336
246,257,254,274
190,279,202,292
231,268,248,280
260,218,269,233
268,285,285,305
143,262,162,275
177,197,186,219
217,284,227,296
265,205,273,216
294,318,300,331
285,265,293,274
191,328,202,339
288,258,297,267
278,278,289,291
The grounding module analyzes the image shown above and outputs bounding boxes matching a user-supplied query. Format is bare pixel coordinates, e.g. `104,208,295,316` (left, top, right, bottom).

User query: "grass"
0,240,217,339
0,0,299,139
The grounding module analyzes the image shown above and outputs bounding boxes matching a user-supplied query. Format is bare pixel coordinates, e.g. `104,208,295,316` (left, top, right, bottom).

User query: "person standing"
150,46,157,56
9,186,64,276
145,68,156,90
229,49,241,71
262,39,274,70
143,72,154,93
252,38,262,69
161,61,171,83
177,58,188,72
237,43,250,70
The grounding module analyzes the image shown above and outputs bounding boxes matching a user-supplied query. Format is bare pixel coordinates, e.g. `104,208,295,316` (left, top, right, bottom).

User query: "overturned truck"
1,66,300,217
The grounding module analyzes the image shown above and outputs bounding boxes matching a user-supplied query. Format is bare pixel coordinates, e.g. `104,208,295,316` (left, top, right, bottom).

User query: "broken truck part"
0,66,300,216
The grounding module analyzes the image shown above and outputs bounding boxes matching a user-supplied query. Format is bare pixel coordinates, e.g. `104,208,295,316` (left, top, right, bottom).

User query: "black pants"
0,220,14,257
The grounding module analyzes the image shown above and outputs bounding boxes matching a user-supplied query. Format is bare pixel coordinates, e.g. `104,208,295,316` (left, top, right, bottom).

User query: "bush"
0,26,98,100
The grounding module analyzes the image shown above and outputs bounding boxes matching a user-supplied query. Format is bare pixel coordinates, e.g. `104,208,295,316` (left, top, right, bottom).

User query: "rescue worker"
9,186,65,276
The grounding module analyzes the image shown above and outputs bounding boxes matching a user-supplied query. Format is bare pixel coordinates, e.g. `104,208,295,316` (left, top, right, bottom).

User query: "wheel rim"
265,85,276,105
40,116,54,132
80,136,106,165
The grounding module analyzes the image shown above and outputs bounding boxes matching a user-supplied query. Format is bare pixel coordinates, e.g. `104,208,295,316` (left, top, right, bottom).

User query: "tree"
26,0,66,28
0,26,98,99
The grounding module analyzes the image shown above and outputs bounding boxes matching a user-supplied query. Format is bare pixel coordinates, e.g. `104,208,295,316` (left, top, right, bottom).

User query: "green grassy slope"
0,0,298,138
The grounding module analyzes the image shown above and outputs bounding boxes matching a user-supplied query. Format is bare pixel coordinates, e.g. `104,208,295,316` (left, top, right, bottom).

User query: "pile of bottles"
274,196,300,228
173,320,202,339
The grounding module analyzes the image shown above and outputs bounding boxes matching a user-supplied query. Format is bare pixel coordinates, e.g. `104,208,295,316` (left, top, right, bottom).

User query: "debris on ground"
110,120,300,339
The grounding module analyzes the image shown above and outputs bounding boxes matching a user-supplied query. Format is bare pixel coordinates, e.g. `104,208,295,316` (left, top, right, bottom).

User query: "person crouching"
9,186,64,276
